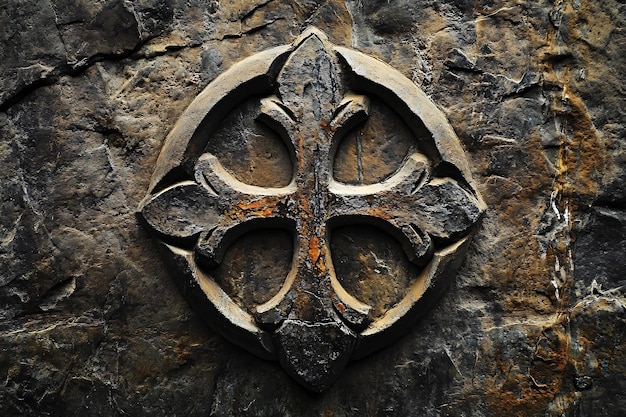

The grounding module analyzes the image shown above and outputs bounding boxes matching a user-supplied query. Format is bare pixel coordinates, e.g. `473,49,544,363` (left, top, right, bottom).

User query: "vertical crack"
356,130,363,183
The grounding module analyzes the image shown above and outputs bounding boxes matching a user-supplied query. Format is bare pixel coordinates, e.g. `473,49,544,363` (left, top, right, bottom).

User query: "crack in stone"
219,17,285,40
240,0,276,22
0,43,153,112
1,0,155,112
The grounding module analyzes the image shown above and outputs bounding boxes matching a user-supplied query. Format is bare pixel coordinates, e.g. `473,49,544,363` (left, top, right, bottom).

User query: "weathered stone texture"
0,0,624,415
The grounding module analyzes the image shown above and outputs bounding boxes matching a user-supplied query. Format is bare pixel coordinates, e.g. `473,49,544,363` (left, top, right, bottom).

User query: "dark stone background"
1,0,624,415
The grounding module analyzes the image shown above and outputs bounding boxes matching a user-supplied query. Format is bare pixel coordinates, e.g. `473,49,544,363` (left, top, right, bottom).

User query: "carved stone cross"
139,28,485,392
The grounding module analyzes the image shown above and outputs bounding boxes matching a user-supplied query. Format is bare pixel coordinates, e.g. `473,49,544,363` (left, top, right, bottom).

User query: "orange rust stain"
553,86,606,209
308,235,328,274
308,235,321,264
234,200,273,218
236,200,263,211
320,119,335,134
481,4,613,416
316,256,327,274
367,207,392,220
297,194,312,222
296,132,306,171
484,324,576,417
540,9,608,213
336,302,345,314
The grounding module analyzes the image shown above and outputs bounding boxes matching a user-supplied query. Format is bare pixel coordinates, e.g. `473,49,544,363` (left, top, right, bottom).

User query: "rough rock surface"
0,0,624,416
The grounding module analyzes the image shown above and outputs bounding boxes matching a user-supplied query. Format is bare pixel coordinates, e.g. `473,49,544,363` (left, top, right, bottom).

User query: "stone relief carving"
138,28,485,392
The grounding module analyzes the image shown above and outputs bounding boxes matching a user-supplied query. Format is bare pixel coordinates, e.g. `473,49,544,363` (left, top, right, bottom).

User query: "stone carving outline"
138,28,486,392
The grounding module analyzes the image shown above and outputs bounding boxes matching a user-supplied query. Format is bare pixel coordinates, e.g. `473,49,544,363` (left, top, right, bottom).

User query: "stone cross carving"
138,28,485,392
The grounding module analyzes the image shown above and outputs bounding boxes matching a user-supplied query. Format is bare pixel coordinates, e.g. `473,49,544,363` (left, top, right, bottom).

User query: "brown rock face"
1,0,624,415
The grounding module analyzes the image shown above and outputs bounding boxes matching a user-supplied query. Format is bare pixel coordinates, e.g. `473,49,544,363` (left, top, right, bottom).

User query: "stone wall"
1,1,624,415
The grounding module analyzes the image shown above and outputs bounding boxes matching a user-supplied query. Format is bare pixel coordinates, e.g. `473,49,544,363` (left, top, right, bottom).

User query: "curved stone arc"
147,44,292,194
161,243,276,359
327,213,432,265
334,45,486,208
329,152,431,197
327,261,373,328
195,152,297,196
254,243,299,317
352,237,472,359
